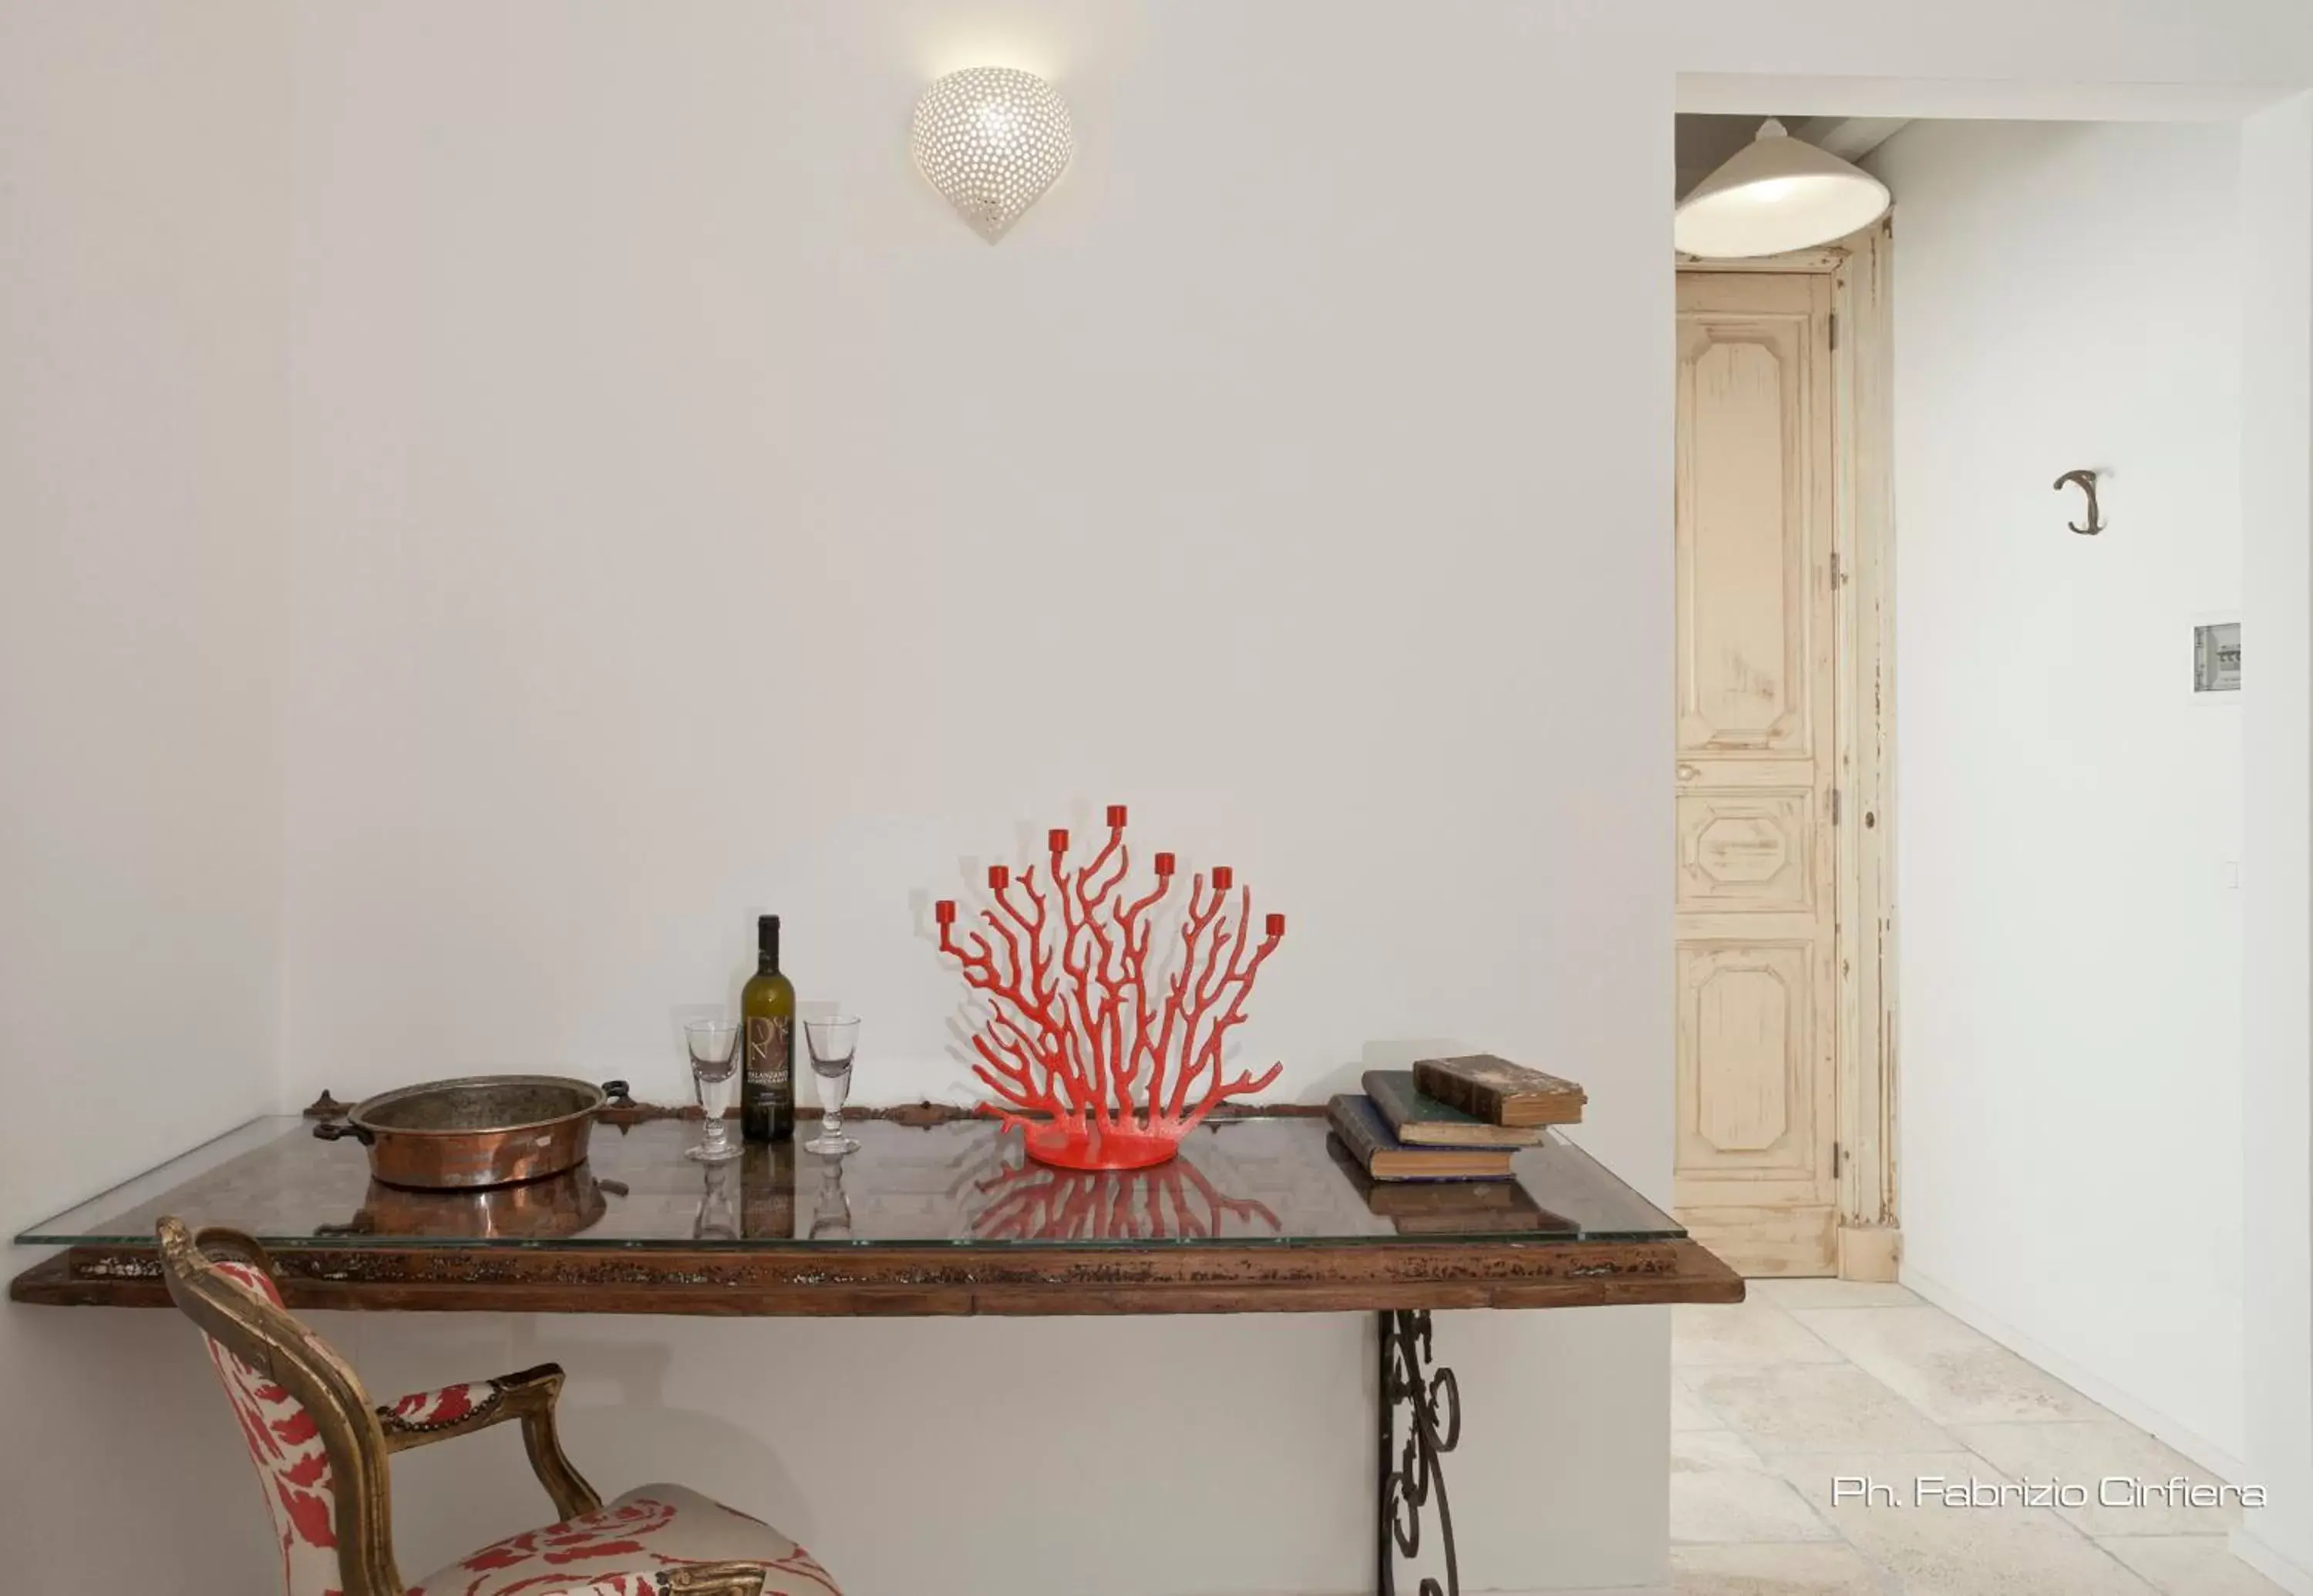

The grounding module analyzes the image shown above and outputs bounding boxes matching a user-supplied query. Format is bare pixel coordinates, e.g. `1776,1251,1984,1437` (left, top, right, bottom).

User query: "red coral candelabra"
934,805,1287,1170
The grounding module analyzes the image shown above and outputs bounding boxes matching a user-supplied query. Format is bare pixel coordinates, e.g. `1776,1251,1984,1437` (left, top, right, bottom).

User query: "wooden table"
12,1106,1741,1594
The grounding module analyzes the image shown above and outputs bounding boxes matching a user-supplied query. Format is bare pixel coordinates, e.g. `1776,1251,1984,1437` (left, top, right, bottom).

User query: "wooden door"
1673,269,1840,1276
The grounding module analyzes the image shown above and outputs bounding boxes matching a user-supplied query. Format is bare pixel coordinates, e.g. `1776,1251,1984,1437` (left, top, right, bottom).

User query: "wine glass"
803,1015,860,1157
684,1018,742,1164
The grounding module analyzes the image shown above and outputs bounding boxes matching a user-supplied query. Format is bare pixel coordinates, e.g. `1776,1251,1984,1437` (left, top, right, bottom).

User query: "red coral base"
1015,1118,1184,1171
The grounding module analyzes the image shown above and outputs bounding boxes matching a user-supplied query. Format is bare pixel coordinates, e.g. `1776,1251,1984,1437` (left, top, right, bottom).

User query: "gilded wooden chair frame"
156,1217,769,1596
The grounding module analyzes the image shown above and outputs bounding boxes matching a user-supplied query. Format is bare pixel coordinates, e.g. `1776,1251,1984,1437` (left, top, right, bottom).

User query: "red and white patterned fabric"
406,1484,841,1596
195,1258,840,1596
381,1381,503,1432
200,1259,351,1596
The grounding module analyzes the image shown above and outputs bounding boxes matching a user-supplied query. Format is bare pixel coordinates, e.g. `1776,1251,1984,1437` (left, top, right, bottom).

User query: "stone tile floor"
1670,1281,2281,1595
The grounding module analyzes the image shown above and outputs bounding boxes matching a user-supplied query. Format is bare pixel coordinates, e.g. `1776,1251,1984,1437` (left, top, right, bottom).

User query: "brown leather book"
1412,1054,1587,1129
1326,1094,1516,1182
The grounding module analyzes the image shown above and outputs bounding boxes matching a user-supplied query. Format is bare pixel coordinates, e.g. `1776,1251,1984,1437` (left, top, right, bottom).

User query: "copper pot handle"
313,1121,375,1146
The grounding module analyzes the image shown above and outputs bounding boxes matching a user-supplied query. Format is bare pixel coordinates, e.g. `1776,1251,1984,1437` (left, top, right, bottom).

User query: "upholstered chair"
155,1217,840,1596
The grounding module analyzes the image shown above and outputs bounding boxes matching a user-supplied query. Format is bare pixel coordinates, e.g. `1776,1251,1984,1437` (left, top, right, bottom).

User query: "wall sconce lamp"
911,67,1073,241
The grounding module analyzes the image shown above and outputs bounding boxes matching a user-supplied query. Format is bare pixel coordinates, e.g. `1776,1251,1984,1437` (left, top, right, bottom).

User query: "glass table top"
17,1113,1685,1252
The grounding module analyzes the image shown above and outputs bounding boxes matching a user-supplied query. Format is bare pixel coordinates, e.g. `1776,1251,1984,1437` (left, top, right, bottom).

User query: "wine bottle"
740,914,796,1143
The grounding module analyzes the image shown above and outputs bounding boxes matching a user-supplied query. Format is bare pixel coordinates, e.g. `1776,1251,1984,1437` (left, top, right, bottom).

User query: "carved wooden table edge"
11,1236,1742,1316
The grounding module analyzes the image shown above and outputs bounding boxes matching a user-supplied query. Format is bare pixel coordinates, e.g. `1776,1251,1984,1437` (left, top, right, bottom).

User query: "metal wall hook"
2054,469,2105,535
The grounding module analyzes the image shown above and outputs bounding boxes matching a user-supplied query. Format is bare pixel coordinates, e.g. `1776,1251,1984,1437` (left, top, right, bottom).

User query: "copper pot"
312,1075,627,1190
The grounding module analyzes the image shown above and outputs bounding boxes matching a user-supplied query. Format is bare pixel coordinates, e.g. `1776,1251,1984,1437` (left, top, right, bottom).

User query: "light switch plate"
2193,612,2241,695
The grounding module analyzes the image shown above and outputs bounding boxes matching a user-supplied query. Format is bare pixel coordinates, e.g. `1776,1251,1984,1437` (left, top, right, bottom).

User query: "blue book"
1364,1069,1543,1149
1326,1093,1517,1182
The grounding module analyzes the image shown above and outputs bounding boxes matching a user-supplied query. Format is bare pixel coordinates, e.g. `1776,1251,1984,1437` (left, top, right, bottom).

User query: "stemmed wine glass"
684,1018,742,1164
803,1015,860,1157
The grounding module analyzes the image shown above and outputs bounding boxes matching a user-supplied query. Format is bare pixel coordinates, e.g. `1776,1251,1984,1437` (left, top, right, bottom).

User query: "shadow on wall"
519,1320,810,1524
1,1298,276,1581
1304,1039,1481,1104
379,1311,1375,1596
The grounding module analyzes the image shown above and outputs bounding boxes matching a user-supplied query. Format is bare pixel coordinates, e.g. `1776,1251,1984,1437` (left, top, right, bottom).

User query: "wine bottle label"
746,1015,792,1095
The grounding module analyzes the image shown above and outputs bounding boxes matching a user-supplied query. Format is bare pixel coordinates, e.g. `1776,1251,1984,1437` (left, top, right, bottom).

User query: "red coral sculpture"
934,805,1287,1170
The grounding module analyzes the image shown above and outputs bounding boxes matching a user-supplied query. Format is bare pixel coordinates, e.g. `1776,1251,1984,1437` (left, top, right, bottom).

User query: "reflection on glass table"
963,1147,1281,1242
692,1161,739,1242
807,1157,853,1241
311,1169,621,1241
17,1113,1684,1252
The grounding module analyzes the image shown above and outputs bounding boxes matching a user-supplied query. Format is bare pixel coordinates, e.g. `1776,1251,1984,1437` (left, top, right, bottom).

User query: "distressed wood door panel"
1676,942,1825,1203
1676,789,1813,910
1674,270,1839,1275
1677,281,1816,756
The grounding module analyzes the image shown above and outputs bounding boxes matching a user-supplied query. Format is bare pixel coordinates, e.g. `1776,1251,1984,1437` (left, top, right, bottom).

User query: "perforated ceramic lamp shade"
1675,119,1891,259
911,67,1074,241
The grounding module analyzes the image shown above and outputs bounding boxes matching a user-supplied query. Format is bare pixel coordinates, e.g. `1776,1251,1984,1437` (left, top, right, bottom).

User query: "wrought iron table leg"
1378,1308,1461,1596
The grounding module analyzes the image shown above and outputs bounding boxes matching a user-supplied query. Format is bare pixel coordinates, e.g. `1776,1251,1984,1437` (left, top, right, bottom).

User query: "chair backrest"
156,1217,403,1596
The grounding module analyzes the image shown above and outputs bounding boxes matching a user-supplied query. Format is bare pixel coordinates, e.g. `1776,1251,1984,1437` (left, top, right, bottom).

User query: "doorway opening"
1672,133,1895,1279
1670,79,2311,1592
1673,98,2261,1469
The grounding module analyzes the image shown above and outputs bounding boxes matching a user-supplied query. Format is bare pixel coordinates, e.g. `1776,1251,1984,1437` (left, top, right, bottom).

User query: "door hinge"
1830,551,1847,588
1834,1140,1845,1175
1829,311,1840,352
1830,788,1842,824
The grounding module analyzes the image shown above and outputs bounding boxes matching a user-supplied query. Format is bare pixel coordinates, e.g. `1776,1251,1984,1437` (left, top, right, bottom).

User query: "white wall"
1870,120,2251,1469
274,7,1674,1592
2240,90,2313,1594
0,0,291,1571
8,5,2313,1594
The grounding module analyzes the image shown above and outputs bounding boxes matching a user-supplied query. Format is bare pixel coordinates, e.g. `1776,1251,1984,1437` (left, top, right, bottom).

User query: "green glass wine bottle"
740,914,796,1143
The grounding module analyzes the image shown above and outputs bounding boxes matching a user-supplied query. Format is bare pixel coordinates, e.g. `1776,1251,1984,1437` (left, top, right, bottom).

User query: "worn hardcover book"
1412,1054,1587,1129
1362,1069,1542,1149
1325,1093,1517,1182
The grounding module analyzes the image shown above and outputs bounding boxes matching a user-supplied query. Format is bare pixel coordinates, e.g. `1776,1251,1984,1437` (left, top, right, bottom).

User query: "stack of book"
1327,1053,1587,1183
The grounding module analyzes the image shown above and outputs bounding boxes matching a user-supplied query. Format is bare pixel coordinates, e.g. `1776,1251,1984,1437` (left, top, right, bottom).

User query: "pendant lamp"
1675,119,1890,258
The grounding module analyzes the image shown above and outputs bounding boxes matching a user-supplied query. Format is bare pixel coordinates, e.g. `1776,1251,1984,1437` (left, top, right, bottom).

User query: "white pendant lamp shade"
1675,119,1890,259
911,67,1074,241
